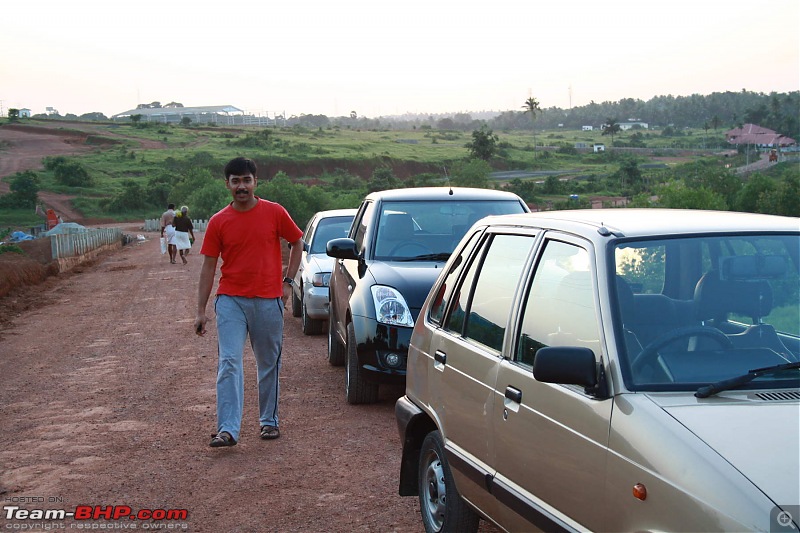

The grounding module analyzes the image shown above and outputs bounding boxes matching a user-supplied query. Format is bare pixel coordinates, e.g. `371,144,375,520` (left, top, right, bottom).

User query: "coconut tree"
602,117,621,145
522,96,541,157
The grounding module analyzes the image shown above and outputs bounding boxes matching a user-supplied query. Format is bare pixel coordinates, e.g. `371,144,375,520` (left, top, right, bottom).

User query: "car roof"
364,187,525,202
313,208,358,218
479,209,800,238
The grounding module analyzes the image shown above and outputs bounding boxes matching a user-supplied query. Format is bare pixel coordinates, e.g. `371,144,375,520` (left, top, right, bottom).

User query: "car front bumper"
351,314,411,384
302,285,330,319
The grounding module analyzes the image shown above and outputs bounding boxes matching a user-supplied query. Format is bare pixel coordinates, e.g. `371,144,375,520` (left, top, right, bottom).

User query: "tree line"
16,90,798,140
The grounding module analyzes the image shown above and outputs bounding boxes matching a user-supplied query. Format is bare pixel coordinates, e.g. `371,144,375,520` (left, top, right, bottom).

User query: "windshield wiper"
395,252,451,262
695,361,800,398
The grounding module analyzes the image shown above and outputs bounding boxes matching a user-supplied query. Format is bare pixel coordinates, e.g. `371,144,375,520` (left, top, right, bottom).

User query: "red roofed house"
725,124,796,148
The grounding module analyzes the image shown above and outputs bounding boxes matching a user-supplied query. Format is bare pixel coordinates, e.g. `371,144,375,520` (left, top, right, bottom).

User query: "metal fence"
50,227,123,260
144,219,207,232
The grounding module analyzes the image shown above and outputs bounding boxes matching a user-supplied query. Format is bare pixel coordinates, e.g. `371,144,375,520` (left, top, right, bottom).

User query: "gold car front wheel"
417,431,479,533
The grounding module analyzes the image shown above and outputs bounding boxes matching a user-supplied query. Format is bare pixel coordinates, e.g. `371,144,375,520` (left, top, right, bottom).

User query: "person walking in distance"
172,206,195,265
194,157,303,448
160,203,177,264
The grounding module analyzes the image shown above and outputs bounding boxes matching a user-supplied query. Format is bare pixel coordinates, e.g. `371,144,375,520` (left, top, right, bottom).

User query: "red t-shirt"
201,198,303,298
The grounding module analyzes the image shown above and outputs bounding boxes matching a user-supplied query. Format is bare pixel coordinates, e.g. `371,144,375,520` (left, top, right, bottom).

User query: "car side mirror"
533,346,608,398
326,237,359,260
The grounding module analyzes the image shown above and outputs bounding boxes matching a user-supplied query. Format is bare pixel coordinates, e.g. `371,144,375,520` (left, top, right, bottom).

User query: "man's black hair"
224,157,258,179
168,203,175,210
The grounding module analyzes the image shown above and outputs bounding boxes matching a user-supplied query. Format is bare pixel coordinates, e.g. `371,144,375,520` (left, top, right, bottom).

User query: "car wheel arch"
399,409,438,496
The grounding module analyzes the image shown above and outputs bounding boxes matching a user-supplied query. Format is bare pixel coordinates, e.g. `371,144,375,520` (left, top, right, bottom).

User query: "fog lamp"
384,353,401,368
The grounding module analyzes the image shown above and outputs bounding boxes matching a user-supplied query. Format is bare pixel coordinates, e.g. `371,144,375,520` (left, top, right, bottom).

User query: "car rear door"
490,235,612,532
427,229,538,516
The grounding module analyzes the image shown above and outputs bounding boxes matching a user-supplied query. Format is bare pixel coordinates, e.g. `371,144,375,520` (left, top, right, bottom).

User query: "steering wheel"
631,326,733,375
388,241,431,257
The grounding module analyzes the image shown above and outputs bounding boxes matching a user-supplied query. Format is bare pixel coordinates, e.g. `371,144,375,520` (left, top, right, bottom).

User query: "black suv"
326,187,529,404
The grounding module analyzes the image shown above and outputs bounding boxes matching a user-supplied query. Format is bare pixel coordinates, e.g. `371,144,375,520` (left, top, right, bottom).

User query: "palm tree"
522,96,541,157
602,117,621,145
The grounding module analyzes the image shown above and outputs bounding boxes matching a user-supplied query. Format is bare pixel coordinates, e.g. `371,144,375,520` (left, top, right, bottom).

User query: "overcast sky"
2,0,798,119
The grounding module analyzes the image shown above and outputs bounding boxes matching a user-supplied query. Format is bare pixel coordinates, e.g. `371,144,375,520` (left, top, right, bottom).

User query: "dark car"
326,187,529,404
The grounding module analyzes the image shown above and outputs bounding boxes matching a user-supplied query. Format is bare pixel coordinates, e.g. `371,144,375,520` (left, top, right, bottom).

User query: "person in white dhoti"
160,204,177,264
172,205,195,265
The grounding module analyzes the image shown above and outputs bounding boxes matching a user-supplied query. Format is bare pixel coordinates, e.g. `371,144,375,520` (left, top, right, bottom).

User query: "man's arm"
195,254,218,336
282,239,304,304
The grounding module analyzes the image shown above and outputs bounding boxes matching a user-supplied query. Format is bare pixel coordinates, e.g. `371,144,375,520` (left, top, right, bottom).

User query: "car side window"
444,234,534,352
464,234,534,352
352,201,374,253
516,240,600,367
429,231,479,325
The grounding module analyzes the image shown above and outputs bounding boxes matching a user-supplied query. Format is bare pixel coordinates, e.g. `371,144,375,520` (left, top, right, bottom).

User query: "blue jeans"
214,295,284,441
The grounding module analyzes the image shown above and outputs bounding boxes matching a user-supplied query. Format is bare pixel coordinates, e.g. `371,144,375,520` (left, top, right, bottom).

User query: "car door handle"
434,350,447,365
505,386,522,404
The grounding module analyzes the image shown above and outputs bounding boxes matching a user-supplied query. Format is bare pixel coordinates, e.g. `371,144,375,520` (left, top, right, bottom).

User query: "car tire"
327,313,345,366
345,321,378,404
302,301,324,336
418,430,479,533
291,286,302,318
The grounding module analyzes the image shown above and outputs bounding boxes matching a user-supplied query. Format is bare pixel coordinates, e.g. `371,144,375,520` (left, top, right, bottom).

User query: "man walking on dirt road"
194,157,303,448
160,203,177,264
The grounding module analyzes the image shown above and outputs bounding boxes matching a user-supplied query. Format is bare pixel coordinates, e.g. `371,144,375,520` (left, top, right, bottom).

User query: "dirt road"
0,229,431,532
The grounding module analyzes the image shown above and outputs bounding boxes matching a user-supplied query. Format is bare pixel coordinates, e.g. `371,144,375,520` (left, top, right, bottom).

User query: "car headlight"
371,285,414,327
312,272,331,287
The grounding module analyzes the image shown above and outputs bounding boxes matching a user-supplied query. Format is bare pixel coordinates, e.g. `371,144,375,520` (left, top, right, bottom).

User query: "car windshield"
309,216,353,254
372,200,525,260
614,233,800,392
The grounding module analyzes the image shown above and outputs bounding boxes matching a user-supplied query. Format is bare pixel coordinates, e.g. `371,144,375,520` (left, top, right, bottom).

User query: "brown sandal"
210,431,236,447
260,426,280,440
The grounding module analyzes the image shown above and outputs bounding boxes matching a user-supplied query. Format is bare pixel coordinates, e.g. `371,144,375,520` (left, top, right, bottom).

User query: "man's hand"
194,315,207,336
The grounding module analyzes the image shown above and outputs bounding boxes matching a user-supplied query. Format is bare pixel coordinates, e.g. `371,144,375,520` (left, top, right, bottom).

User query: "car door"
490,236,612,532
329,200,374,345
428,230,537,516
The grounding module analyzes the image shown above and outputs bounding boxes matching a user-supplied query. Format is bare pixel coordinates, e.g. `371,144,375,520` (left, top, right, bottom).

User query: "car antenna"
443,166,453,195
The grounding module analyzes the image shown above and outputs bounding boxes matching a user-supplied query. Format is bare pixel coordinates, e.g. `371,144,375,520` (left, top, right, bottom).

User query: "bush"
54,161,95,187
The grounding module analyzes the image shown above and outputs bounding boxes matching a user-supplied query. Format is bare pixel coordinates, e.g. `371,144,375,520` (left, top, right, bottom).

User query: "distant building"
19,108,31,118
111,105,273,126
582,125,593,131
725,124,796,148
619,121,648,130
593,143,606,153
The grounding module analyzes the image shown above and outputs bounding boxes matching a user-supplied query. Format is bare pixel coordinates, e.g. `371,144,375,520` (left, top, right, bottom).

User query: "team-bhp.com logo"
4,504,188,525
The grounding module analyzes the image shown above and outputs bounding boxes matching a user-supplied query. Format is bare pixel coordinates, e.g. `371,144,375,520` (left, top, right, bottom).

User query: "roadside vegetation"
0,90,798,232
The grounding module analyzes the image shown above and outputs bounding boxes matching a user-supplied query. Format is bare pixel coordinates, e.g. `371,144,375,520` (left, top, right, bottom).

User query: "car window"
444,234,534,352
372,199,526,260
429,231,479,325
516,240,599,367
463,234,534,352
615,234,800,390
352,201,375,253
309,216,353,254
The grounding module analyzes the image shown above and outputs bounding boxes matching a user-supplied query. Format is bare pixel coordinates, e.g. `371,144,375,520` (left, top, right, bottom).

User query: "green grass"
0,209,44,234
0,119,757,231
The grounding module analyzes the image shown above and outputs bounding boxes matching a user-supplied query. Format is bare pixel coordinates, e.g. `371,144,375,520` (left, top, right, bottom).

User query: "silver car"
292,209,356,335
396,209,800,532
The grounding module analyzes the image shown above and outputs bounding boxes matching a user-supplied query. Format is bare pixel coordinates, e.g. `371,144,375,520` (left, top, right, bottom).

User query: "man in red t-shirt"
195,157,303,447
